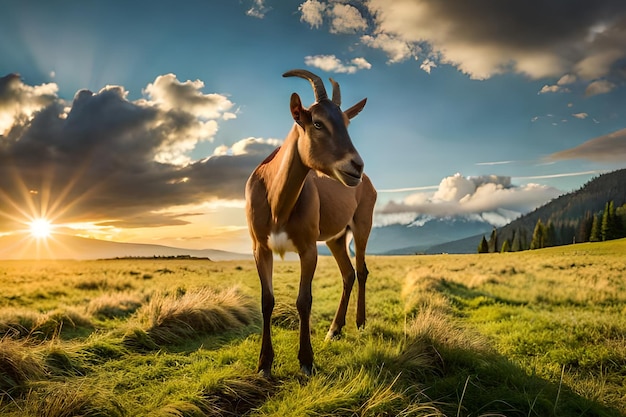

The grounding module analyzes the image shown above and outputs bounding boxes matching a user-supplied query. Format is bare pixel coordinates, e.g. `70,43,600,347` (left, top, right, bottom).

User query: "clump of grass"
155,401,205,417
271,301,300,330
402,269,451,318
121,327,159,352
74,276,134,292
0,338,44,396
0,308,39,338
32,307,94,339
139,286,260,345
21,381,125,417
258,367,439,416
44,346,88,377
202,374,277,416
86,292,144,319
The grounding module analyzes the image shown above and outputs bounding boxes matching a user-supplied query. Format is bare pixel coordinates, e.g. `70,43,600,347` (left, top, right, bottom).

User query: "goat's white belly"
268,231,298,258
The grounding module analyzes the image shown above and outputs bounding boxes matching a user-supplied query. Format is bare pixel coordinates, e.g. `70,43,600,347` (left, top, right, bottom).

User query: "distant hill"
0,233,252,261
431,168,626,254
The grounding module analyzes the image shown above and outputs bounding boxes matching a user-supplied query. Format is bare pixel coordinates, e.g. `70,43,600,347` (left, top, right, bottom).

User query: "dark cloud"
0,74,275,232
550,128,626,162
304,1,626,86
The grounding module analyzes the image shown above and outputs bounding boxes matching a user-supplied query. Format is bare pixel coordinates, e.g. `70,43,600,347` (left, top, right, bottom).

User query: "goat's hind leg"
352,205,373,330
325,230,356,340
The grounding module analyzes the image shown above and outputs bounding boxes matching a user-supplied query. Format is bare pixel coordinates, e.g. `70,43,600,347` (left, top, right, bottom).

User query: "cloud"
304,54,371,73
299,1,367,34
299,0,326,28
213,137,281,156
246,0,270,18
550,128,626,162
328,3,368,34
0,74,270,232
368,0,626,80
572,112,589,119
301,1,626,87
360,34,417,64
377,173,561,226
585,79,617,96
0,73,59,134
538,74,577,94
420,58,437,74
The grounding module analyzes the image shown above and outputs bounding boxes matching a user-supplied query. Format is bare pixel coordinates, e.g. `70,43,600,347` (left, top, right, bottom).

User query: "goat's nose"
351,155,364,174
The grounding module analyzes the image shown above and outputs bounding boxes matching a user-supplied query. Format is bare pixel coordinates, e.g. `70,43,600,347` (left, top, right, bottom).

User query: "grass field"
1,239,625,416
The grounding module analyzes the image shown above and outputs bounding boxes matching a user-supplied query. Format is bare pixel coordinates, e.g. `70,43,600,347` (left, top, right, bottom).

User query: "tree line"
478,200,626,253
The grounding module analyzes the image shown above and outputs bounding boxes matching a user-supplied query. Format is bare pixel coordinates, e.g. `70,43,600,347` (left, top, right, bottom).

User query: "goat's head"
283,69,366,187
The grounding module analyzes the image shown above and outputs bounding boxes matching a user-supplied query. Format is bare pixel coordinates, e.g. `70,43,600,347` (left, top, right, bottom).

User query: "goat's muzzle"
335,154,364,187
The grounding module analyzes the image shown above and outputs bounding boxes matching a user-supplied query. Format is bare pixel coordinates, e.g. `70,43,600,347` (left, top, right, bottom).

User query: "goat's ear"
344,98,367,120
290,93,305,126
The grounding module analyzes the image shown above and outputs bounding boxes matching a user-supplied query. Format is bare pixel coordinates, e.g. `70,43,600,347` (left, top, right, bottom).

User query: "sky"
1,0,625,254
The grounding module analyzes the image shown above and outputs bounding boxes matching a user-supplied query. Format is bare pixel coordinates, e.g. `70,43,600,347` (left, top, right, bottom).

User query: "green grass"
1,240,625,415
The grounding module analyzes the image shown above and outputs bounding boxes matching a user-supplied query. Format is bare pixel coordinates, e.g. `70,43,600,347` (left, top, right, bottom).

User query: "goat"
245,69,377,377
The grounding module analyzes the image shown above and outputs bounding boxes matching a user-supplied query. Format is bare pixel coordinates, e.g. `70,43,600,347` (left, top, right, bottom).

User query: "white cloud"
420,58,437,74
140,74,236,166
143,73,234,120
328,3,367,34
361,33,417,64
299,1,367,34
299,0,326,28
377,173,561,225
537,73,577,94
213,137,281,156
572,112,589,119
304,54,371,73
246,0,270,18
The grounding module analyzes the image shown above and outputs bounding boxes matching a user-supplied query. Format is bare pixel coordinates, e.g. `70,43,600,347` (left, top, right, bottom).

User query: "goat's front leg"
254,245,274,377
325,232,356,340
297,246,317,376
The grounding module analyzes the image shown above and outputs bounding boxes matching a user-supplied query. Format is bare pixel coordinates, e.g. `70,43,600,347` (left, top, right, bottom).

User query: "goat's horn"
329,78,341,106
283,69,328,103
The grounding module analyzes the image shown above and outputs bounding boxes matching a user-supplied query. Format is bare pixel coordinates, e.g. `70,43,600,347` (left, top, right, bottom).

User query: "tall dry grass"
138,286,260,345
0,337,44,396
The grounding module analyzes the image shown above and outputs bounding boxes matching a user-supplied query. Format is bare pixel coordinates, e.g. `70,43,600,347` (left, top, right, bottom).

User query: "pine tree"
601,201,617,241
478,236,489,253
500,239,510,253
590,213,601,242
511,230,521,252
530,219,545,250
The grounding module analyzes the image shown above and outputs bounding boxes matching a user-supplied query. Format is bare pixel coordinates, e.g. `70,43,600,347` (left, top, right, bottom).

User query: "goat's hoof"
300,364,315,377
325,330,342,341
258,368,272,379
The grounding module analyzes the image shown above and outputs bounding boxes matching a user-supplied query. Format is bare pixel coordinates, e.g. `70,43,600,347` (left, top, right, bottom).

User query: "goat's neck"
267,125,310,227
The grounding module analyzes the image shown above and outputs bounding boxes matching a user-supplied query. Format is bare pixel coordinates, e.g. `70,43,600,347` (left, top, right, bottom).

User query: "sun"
29,218,53,239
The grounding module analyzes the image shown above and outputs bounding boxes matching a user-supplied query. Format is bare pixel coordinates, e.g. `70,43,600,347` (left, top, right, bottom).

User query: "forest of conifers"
479,169,626,253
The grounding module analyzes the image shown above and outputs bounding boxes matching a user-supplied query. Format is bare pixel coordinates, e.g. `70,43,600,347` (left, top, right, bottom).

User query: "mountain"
0,234,252,261
366,215,494,254
431,168,626,254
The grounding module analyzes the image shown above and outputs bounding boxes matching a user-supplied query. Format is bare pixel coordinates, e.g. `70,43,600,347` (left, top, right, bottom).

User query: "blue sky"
1,0,625,253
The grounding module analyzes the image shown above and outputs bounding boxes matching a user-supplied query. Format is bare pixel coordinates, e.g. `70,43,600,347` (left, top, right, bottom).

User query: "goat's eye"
313,121,323,130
